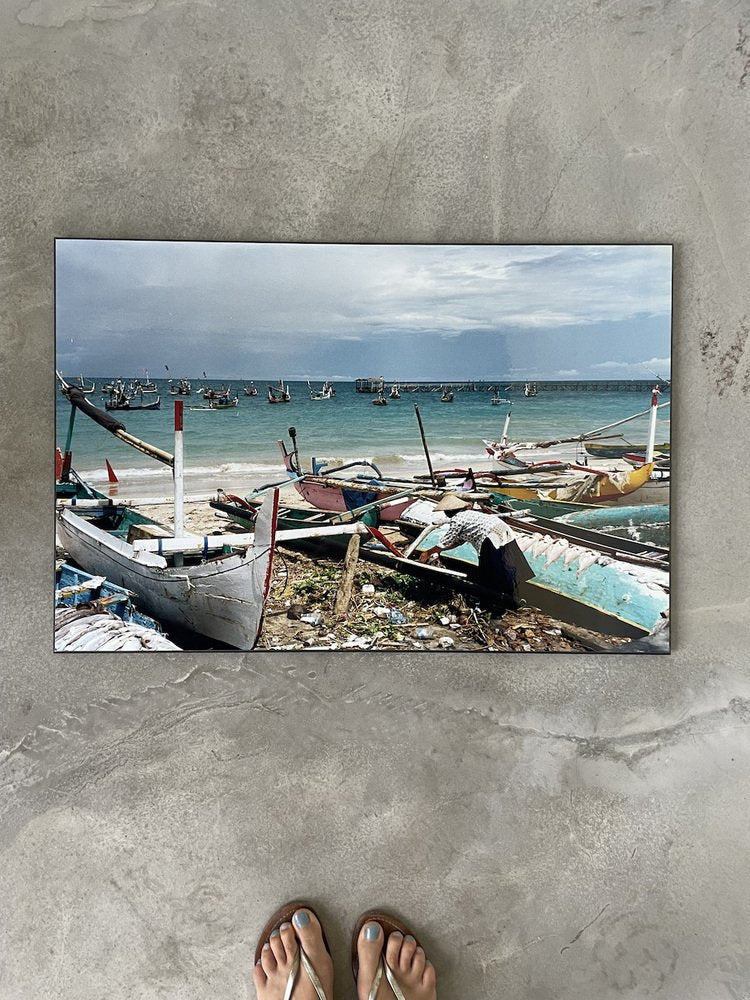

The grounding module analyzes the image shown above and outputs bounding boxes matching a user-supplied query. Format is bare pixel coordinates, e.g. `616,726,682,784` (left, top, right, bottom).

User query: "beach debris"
300,611,323,626
335,533,361,615
414,627,433,640
438,636,455,649
361,583,376,595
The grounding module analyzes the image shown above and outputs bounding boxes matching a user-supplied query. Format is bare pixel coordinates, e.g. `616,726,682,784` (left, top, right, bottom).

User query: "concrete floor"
3,2,750,998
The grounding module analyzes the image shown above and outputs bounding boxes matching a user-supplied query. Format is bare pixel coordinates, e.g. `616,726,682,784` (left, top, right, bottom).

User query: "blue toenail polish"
365,923,380,941
293,911,309,928
270,929,280,938
280,922,292,930
405,935,415,943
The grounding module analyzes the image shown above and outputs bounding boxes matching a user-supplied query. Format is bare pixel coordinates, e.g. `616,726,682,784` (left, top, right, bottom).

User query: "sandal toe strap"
285,947,329,1000
367,955,407,1000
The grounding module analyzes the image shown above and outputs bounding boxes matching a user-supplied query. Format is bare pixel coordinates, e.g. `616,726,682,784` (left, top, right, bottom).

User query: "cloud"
557,369,580,376
55,241,672,377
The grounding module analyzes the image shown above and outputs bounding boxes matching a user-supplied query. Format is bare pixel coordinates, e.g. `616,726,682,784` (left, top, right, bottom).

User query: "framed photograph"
55,241,671,653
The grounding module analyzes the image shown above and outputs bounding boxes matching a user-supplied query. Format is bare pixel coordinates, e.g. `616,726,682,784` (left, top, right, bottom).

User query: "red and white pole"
173,400,184,539
645,386,660,464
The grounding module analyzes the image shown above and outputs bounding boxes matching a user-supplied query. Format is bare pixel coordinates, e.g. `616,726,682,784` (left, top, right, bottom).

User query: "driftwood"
334,533,361,616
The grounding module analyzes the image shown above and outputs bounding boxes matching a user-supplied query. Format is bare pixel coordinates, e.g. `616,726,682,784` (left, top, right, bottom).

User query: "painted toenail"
391,930,403,938
405,935,415,943
365,923,380,941
270,929,280,938
280,922,292,930
293,911,309,928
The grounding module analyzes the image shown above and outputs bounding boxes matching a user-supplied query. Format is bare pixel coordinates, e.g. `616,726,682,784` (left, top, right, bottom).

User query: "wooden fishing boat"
487,462,657,505
372,392,388,406
440,388,454,402
584,441,670,460
177,378,192,395
389,384,401,399
243,384,258,396
278,436,434,520
208,394,239,409
58,561,159,623
56,492,278,649
105,390,161,411
212,494,669,640
308,381,334,400
268,379,291,403
524,381,538,397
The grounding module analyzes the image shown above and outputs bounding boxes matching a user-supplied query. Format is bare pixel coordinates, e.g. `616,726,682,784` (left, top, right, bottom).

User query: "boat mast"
645,386,660,463
500,401,512,446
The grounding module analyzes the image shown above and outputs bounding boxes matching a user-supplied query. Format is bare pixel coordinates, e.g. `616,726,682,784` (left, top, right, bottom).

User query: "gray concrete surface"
2,1,750,997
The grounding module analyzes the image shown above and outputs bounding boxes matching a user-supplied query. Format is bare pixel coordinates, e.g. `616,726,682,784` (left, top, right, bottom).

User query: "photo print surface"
55,241,672,653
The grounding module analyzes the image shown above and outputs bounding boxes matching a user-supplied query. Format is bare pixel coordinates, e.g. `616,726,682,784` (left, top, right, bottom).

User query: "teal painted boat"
557,504,670,548
413,524,669,637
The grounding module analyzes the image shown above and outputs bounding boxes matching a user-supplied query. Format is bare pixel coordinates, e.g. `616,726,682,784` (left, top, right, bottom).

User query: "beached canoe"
584,441,670,459
56,491,279,649
213,494,669,639
488,462,658,505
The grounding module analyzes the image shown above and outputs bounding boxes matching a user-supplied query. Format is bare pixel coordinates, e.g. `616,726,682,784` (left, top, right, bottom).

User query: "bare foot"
253,908,334,1000
356,921,437,1000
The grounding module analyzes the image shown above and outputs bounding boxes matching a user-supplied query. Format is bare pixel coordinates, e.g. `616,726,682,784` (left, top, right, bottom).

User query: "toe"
292,908,328,964
423,960,437,990
269,928,287,966
260,942,277,976
412,946,426,977
385,930,403,970
279,921,297,962
357,921,384,994
252,960,266,993
399,934,417,971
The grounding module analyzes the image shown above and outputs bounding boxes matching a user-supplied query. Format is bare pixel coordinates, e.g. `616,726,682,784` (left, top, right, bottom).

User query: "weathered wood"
334,533,361,615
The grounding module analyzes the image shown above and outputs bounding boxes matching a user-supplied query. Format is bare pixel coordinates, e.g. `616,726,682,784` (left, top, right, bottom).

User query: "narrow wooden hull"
291,477,414,522
585,441,670,459
56,496,277,649
492,462,656,505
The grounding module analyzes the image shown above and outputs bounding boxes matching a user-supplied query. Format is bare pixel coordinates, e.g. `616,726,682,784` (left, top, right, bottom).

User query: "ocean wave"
78,460,285,482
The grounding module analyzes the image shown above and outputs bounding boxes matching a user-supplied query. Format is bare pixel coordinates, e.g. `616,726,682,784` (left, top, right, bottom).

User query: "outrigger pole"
57,372,174,467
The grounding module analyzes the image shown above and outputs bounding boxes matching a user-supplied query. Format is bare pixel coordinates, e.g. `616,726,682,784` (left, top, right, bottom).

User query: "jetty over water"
355,378,668,394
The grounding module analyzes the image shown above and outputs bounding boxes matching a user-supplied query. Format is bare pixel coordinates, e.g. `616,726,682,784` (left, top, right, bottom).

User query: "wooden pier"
355,379,668,394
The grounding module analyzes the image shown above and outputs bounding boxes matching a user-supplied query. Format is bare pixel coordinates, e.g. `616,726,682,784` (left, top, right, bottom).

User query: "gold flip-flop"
255,899,331,1000
351,909,423,1000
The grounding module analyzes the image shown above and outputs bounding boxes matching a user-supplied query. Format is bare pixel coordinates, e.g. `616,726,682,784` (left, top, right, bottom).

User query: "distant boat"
208,393,239,409
268,379,291,403
244,383,258,396
390,384,401,399
76,374,96,394
491,392,507,406
524,382,538,397
440,388,454,402
178,378,192,395
372,391,388,406
308,380,334,400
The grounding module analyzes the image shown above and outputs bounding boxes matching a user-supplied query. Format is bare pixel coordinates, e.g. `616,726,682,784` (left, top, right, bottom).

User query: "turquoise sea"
56,379,671,498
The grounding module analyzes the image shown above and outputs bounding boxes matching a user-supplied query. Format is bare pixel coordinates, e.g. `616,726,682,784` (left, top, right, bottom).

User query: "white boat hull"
56,493,277,649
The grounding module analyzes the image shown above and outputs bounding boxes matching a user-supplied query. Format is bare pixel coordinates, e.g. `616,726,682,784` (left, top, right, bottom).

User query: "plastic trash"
413,627,433,640
300,611,322,626
388,609,408,624
438,636,455,649
361,584,376,595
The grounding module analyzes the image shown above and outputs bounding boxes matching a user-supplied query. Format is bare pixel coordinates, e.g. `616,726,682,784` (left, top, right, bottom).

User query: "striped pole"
174,400,184,543
645,386,660,463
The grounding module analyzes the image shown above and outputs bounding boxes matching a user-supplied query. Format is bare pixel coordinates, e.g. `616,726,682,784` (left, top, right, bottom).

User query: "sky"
55,242,672,381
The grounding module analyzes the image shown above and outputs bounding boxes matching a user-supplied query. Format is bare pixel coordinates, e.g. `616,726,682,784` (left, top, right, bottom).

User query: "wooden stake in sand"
334,533,361,616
